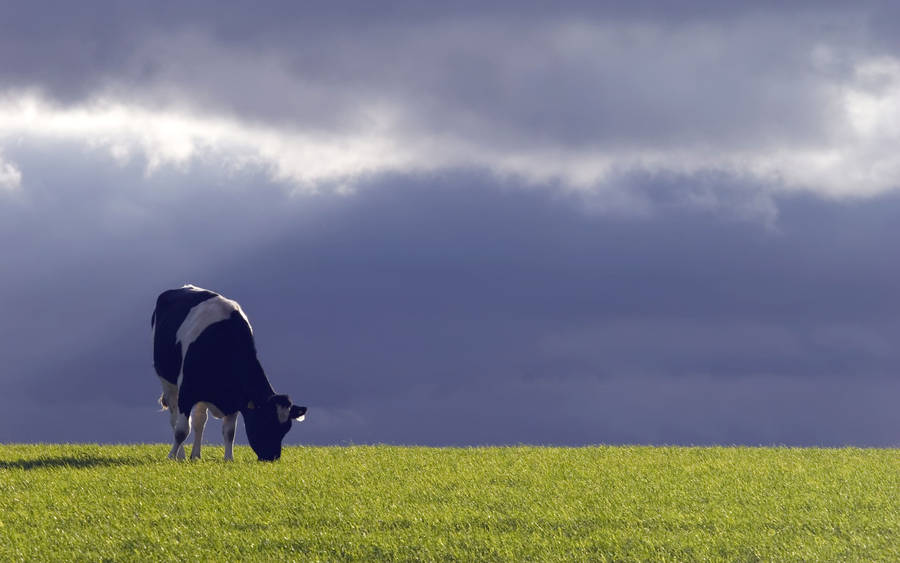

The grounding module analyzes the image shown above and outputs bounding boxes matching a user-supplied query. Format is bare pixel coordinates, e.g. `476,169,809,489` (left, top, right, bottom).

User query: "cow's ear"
289,405,307,422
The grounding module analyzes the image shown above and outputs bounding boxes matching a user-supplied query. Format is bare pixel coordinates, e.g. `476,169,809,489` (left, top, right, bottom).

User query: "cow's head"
242,394,307,461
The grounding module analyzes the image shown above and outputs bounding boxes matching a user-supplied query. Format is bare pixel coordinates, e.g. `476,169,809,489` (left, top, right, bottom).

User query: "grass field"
0,445,897,561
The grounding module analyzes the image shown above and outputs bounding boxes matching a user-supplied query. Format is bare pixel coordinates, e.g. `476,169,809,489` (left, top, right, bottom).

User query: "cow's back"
152,285,219,385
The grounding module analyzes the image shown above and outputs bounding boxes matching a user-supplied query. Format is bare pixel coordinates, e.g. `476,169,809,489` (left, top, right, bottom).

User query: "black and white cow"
152,284,306,461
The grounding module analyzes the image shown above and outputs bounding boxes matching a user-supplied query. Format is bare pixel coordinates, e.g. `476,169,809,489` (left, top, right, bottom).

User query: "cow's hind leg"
222,413,238,461
190,403,208,460
159,378,187,460
168,412,189,460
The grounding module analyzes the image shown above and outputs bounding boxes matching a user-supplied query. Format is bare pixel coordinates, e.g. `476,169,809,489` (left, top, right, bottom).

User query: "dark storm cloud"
4,1,900,198
223,176,900,447
2,147,897,446
0,1,882,149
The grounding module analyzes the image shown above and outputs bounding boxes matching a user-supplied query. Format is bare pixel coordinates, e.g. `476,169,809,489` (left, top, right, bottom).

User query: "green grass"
0,445,897,561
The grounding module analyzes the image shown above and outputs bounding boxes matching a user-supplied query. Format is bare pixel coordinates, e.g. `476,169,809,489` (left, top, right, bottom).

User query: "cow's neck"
244,356,276,405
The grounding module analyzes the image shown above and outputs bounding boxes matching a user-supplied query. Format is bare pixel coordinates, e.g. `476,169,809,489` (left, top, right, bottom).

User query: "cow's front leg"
168,412,189,460
190,404,208,460
222,413,238,461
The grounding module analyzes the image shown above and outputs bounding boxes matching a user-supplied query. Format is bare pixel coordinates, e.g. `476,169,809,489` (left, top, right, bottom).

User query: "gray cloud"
9,5,846,146
0,5,880,145
5,2,900,200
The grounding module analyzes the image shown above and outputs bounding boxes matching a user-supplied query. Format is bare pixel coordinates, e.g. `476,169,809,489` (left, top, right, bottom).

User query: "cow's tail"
159,392,169,411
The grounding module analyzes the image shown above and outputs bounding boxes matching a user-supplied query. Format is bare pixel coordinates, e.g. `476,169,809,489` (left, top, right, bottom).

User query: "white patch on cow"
174,294,251,387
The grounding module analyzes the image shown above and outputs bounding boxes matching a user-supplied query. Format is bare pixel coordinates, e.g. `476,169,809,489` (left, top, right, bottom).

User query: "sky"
1,1,899,447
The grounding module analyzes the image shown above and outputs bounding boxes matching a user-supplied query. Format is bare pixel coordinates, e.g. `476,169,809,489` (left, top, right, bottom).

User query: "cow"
152,284,306,461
